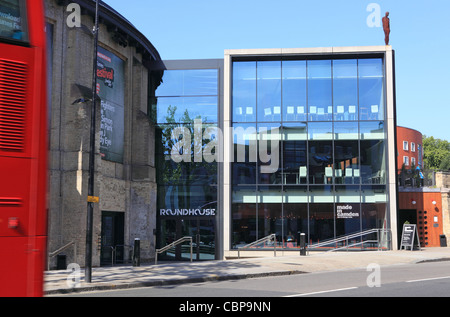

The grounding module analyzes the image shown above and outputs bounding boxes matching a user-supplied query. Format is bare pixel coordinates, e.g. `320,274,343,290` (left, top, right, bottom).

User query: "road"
55,260,450,298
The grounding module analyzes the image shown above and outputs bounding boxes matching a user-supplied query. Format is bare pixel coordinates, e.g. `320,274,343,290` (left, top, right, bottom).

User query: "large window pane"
334,140,359,184
334,122,359,140
156,96,217,124
258,123,281,184
308,122,333,140
232,123,257,184
309,203,334,243
359,59,384,121
258,202,282,242
308,60,332,121
283,203,308,248
283,124,307,184
233,62,256,122
360,140,386,184
283,60,307,122
257,61,281,122
309,140,333,184
333,59,358,121
231,203,257,248
360,121,385,140
156,69,218,97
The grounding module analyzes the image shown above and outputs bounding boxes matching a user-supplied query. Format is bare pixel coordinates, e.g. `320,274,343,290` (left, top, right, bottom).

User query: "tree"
423,135,450,171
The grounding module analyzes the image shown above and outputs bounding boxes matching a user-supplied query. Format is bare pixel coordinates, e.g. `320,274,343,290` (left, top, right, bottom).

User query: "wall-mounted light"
411,200,416,205
432,201,437,205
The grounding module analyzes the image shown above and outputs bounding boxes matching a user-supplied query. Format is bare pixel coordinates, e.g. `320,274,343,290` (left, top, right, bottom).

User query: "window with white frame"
411,157,416,166
403,141,408,151
403,156,409,166
411,142,415,152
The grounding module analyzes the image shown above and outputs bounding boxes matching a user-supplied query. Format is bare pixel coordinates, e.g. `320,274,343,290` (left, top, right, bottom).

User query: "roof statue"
382,12,390,45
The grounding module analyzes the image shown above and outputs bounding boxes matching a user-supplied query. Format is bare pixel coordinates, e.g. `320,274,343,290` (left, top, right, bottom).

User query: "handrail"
48,241,76,270
155,236,193,265
307,229,391,252
238,234,276,259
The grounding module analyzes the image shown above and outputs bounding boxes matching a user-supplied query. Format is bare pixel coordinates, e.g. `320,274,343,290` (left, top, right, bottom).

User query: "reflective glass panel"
283,202,308,248
258,123,282,184
156,69,218,97
359,59,384,121
232,123,257,184
309,202,335,242
308,122,332,140
308,60,332,121
282,60,307,122
309,140,333,185
333,59,358,121
283,124,307,185
334,121,359,140
360,121,385,140
156,96,218,124
334,140,359,185
360,140,386,184
257,61,281,122
233,61,256,122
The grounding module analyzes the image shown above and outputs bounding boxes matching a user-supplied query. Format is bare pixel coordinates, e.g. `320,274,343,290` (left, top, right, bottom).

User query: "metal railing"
48,241,76,270
307,229,392,252
237,234,277,259
155,236,193,265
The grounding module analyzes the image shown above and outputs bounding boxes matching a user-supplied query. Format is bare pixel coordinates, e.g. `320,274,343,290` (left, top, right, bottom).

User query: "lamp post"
85,0,100,284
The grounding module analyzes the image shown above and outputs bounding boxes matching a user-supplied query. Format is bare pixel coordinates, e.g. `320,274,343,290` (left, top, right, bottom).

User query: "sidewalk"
44,247,450,295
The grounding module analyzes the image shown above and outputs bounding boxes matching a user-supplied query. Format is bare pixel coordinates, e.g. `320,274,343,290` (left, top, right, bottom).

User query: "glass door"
159,218,216,261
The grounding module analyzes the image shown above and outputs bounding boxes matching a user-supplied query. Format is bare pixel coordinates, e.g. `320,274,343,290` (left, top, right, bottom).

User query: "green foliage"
423,135,450,171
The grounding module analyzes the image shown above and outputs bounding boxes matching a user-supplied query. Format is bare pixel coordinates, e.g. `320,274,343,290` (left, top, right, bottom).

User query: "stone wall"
46,0,157,268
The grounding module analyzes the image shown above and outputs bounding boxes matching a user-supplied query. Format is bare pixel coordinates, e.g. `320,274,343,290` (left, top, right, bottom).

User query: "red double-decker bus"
0,0,47,297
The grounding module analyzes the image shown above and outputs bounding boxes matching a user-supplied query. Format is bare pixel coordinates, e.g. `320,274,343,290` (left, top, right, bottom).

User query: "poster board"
400,224,420,251
97,46,125,163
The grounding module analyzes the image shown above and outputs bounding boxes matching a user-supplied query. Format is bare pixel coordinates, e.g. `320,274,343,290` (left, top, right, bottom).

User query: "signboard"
97,47,125,163
400,224,420,251
336,204,360,219
159,208,216,217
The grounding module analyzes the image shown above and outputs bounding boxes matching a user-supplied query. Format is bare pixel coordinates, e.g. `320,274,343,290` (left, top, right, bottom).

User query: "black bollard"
300,233,306,256
133,238,141,266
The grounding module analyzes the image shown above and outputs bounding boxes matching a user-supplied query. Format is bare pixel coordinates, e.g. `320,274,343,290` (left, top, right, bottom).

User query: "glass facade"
231,58,388,249
155,68,219,260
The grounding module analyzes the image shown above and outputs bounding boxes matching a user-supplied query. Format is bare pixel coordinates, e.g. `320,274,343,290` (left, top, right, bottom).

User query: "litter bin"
440,235,447,247
56,254,66,270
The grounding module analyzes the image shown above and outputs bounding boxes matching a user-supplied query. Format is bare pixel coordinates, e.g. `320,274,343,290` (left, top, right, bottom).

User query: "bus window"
0,0,28,42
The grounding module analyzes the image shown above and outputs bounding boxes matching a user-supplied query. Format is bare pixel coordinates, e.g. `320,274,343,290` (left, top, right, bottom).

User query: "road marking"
284,287,358,297
406,276,450,283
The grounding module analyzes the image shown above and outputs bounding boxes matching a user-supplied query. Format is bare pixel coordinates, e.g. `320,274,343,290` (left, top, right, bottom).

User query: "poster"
97,46,125,163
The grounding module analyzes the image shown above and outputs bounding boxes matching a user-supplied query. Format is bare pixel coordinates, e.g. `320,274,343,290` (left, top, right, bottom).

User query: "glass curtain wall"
155,69,219,260
231,58,387,250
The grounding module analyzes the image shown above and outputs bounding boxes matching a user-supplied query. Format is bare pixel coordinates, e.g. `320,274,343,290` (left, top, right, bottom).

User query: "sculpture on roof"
382,12,390,45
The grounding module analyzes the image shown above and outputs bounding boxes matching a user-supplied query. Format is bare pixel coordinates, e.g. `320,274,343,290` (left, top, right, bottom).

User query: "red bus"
0,0,48,297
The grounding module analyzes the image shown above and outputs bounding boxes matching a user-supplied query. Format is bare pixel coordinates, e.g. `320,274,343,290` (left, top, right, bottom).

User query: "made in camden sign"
336,205,360,219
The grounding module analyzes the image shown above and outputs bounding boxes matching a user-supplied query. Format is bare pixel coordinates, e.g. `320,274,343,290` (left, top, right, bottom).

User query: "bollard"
300,233,307,256
133,238,141,267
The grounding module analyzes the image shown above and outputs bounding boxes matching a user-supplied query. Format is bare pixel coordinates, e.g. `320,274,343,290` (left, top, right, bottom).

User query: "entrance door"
159,218,216,261
101,211,124,266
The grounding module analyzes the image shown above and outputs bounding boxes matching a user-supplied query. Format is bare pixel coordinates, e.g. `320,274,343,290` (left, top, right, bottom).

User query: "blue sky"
104,0,450,141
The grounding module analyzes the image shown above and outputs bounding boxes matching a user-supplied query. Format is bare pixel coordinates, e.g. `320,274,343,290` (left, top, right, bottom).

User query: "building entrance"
100,211,124,266
159,218,216,261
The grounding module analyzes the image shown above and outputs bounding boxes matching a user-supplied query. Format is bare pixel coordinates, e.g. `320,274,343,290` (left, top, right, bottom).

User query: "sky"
104,0,450,141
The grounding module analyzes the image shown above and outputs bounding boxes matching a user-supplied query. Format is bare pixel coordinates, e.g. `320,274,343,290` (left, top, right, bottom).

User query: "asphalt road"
55,260,450,298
